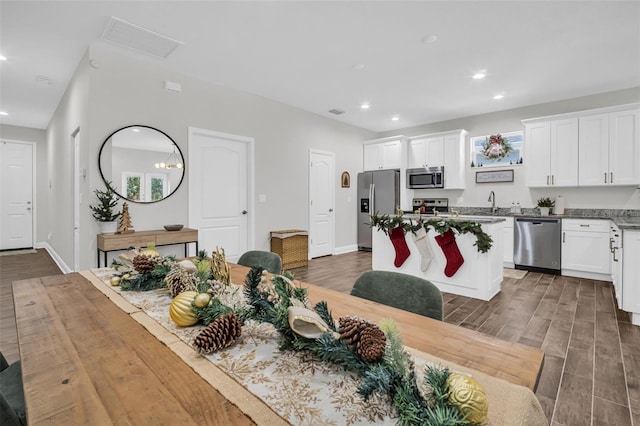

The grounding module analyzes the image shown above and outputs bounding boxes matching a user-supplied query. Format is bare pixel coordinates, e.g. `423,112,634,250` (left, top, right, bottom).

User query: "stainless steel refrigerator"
357,169,400,251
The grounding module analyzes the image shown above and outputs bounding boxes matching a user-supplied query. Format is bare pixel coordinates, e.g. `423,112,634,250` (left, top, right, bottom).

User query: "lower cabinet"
500,217,514,268
622,230,640,325
561,219,611,279
610,222,623,308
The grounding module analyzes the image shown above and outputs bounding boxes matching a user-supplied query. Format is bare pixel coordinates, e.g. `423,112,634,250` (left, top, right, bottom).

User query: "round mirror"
98,125,185,203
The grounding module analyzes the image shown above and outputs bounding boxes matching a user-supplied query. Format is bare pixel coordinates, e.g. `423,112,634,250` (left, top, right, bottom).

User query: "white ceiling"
1,1,639,132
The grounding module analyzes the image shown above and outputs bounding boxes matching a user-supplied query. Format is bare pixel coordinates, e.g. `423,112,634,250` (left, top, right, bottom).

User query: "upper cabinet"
523,103,639,188
363,137,402,171
524,118,578,187
407,130,467,189
578,109,640,186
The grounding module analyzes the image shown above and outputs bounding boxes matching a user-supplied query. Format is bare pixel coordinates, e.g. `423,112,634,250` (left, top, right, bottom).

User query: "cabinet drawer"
562,219,609,232
156,229,198,245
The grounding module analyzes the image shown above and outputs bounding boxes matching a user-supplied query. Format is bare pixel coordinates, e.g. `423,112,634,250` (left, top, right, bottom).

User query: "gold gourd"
169,291,199,327
139,242,160,257
446,373,489,424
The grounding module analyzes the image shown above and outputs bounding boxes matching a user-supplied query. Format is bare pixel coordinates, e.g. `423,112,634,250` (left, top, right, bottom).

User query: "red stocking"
389,226,410,267
435,230,464,277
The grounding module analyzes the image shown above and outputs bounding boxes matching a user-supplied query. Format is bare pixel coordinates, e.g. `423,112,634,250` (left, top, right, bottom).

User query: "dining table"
12,263,545,425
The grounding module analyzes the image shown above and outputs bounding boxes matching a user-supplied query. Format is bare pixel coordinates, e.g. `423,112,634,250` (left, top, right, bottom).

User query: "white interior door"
72,128,80,271
0,141,34,250
309,149,334,258
188,128,254,262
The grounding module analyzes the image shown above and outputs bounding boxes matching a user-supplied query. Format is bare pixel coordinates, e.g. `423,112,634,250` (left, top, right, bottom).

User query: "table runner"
86,268,547,426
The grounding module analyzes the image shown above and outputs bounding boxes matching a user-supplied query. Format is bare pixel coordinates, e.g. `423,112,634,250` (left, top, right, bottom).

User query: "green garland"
109,252,485,424
369,212,493,253
232,267,482,425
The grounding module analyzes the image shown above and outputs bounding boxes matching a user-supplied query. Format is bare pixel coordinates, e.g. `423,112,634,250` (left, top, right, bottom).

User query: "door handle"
242,210,248,215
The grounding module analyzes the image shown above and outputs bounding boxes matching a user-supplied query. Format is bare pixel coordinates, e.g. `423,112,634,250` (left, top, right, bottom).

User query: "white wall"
378,87,640,211
46,51,92,269
0,124,48,243
75,44,372,268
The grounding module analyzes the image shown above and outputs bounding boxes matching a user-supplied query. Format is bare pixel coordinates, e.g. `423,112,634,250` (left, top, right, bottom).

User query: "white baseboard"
334,244,358,255
561,269,612,282
35,242,72,274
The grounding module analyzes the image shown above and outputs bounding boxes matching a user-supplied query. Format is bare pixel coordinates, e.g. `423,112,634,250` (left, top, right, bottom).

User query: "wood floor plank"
552,372,593,425
592,397,632,426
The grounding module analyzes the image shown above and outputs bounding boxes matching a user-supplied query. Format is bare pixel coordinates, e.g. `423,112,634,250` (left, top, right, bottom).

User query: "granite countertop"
402,214,505,224
449,207,640,230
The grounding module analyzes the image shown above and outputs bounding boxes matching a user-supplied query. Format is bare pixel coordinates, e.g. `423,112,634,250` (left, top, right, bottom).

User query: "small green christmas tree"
90,181,122,222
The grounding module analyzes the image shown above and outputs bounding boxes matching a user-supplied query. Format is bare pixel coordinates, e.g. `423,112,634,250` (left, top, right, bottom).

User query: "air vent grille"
101,17,183,59
328,109,345,115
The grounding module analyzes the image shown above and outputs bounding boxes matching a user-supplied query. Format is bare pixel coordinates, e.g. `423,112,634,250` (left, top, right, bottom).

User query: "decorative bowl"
164,224,184,232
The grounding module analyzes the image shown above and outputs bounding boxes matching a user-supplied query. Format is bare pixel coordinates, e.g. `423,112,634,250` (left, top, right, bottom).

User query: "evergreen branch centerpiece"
105,246,490,425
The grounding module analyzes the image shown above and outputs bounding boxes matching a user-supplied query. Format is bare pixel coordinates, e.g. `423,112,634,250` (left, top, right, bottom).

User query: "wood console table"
96,228,198,267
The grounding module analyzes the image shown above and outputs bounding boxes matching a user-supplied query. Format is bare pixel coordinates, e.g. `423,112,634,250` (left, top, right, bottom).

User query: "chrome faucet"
488,191,497,214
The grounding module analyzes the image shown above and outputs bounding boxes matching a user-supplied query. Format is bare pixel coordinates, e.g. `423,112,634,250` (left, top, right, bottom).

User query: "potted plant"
90,181,122,234
536,197,555,216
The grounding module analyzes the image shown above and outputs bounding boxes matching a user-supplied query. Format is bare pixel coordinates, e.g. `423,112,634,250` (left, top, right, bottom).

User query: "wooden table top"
14,265,544,424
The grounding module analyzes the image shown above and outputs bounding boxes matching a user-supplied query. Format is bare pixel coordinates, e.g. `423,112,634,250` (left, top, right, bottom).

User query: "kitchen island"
373,216,504,301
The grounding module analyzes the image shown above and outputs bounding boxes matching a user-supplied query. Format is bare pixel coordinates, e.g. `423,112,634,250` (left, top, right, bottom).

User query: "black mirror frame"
98,125,186,204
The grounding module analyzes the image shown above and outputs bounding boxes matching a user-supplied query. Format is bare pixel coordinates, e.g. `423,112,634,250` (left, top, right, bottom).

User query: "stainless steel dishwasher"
514,217,561,274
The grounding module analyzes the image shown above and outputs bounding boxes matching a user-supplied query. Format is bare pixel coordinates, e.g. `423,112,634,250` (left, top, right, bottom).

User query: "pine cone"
339,316,386,362
165,265,197,297
132,254,160,274
193,313,242,354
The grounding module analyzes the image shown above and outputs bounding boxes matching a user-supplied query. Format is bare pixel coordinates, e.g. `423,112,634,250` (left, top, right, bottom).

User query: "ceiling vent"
101,16,183,59
328,109,345,115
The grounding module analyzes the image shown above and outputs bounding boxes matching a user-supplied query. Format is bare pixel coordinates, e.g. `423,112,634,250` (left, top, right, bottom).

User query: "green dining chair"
351,270,444,321
237,250,283,274
0,352,26,426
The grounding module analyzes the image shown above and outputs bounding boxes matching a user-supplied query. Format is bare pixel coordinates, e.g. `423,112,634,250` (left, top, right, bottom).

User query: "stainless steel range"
408,198,449,216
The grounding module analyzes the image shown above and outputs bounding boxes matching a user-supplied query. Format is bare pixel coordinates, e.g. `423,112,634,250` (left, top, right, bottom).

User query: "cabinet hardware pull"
604,173,607,183
610,237,614,252
580,224,590,227
610,172,613,183
613,247,619,262
552,175,555,185
547,175,550,185
562,232,565,243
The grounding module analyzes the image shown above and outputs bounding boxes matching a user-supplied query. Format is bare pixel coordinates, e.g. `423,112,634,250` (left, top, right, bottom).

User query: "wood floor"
2,249,638,425
290,251,639,426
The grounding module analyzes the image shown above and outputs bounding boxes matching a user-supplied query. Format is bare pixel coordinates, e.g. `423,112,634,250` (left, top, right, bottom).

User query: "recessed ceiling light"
0,55,6,61
361,103,370,109
0,111,8,116
472,71,487,80
493,94,504,100
352,63,365,71
392,115,399,121
422,35,438,44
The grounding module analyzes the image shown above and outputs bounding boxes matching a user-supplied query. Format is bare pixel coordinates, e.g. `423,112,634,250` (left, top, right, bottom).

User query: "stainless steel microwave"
406,166,444,189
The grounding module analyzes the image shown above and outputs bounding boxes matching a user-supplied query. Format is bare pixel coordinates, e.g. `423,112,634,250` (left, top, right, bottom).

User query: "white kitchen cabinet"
561,219,611,279
408,136,444,168
363,138,402,171
622,230,640,325
407,130,466,189
523,118,578,187
610,222,623,308
500,216,514,268
578,108,640,186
